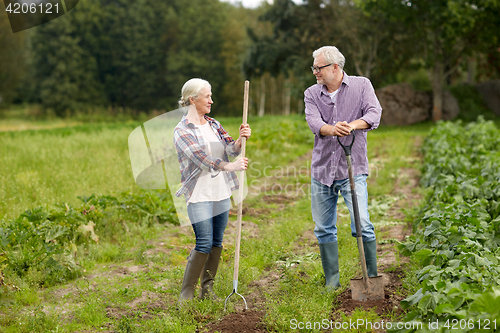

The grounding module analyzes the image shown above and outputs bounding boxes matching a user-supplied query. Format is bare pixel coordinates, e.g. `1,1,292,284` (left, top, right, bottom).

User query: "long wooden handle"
233,80,249,285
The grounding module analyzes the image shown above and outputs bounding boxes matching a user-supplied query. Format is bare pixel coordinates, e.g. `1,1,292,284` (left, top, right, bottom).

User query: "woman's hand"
222,157,249,172
235,124,251,150
239,124,251,139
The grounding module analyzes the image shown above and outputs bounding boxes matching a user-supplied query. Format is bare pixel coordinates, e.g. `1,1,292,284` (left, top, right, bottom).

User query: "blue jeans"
187,198,230,254
311,175,375,243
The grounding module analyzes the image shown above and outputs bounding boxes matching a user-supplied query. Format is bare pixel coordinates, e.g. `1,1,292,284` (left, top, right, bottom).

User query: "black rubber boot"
200,246,223,300
179,250,208,302
363,240,378,277
319,241,341,290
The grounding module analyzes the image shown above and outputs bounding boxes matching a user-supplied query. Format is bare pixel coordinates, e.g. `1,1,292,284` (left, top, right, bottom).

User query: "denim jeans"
311,175,375,243
187,198,230,254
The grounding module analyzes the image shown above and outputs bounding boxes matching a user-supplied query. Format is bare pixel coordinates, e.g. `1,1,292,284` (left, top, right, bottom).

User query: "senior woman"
174,78,251,302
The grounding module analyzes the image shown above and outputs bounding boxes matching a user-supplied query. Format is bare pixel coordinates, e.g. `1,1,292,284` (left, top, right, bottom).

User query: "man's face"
313,54,335,86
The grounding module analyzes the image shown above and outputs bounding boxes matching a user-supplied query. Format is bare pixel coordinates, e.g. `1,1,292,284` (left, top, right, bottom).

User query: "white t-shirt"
329,89,339,104
188,122,232,204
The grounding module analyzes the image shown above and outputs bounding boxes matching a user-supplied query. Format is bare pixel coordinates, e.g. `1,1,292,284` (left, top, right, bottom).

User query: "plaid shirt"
174,115,240,202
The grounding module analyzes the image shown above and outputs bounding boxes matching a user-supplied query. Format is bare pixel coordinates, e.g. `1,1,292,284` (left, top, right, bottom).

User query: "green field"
0,115,432,332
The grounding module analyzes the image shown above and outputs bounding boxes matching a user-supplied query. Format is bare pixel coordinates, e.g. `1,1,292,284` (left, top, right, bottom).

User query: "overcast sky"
220,0,304,8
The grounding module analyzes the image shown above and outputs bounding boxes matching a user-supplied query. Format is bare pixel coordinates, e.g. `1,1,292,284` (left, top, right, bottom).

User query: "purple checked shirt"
304,72,382,186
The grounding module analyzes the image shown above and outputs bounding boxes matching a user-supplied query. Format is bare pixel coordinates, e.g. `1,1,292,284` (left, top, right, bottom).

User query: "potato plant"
395,118,500,332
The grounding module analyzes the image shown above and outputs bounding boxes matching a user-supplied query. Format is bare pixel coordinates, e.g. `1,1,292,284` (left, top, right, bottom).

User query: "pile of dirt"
333,266,407,319
201,310,268,333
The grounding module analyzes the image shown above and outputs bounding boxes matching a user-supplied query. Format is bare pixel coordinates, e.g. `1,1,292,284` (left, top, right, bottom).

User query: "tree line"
1,0,499,119
0,0,255,116
244,0,500,120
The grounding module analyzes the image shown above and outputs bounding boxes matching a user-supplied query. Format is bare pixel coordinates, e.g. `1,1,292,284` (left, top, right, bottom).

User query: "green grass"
0,123,140,220
0,115,312,221
0,115,432,332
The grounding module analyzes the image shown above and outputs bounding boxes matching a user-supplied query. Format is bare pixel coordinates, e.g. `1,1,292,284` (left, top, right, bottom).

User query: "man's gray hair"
313,46,345,70
178,78,211,107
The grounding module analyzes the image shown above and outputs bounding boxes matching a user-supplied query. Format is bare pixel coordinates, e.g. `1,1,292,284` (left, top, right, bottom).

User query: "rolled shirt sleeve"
305,88,328,138
359,78,382,132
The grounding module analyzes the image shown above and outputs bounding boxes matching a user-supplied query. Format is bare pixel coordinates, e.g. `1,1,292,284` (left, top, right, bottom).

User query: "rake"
224,80,249,311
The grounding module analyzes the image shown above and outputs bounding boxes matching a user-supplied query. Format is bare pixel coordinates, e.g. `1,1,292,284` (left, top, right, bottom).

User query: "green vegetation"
396,118,500,331
3,0,499,120
0,116,431,332
0,190,178,287
1,0,254,116
0,115,312,279
449,85,497,122
0,122,139,220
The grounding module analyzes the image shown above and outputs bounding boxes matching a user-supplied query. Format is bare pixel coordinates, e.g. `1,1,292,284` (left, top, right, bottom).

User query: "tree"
0,12,27,108
243,0,416,107
92,0,174,112
28,0,242,115
364,0,500,121
31,0,107,116
164,0,232,112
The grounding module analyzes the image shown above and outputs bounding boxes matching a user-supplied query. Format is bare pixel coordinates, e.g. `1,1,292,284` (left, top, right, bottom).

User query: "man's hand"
332,121,352,137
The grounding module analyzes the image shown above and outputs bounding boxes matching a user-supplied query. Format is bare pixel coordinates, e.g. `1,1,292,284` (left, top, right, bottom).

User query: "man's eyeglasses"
311,63,333,74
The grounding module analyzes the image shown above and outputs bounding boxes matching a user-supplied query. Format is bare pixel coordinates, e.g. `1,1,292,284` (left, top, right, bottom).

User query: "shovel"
224,80,250,311
337,131,384,301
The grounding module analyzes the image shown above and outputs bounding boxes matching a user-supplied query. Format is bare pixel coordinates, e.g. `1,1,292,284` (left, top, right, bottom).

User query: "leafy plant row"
0,190,178,287
396,118,500,332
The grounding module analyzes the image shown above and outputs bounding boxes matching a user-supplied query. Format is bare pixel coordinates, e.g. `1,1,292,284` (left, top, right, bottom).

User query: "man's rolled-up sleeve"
304,89,327,137
360,78,382,132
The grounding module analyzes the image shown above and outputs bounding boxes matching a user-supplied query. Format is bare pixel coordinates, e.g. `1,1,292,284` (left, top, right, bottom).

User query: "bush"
448,84,496,122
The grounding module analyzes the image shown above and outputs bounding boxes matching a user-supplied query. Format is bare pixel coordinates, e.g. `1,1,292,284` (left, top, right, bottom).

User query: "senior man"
304,46,382,290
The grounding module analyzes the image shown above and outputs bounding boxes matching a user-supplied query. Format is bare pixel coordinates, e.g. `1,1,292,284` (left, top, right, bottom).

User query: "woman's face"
191,85,213,115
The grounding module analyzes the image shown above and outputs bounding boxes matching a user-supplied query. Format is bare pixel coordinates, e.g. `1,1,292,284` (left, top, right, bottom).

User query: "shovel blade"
350,275,385,301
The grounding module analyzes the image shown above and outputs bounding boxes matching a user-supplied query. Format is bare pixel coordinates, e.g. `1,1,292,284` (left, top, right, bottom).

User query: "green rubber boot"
179,250,208,302
200,246,223,300
319,241,341,290
363,240,378,277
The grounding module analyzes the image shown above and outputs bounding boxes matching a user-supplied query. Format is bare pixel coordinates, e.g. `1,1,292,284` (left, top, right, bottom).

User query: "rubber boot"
319,241,341,290
200,246,223,300
179,250,209,302
363,240,378,277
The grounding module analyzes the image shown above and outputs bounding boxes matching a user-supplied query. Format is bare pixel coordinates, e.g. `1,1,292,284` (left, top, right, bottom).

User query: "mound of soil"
201,310,268,333
333,266,407,319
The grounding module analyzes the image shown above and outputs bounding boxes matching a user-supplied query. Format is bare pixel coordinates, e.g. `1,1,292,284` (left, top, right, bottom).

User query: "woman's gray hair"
178,78,211,108
313,46,345,70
